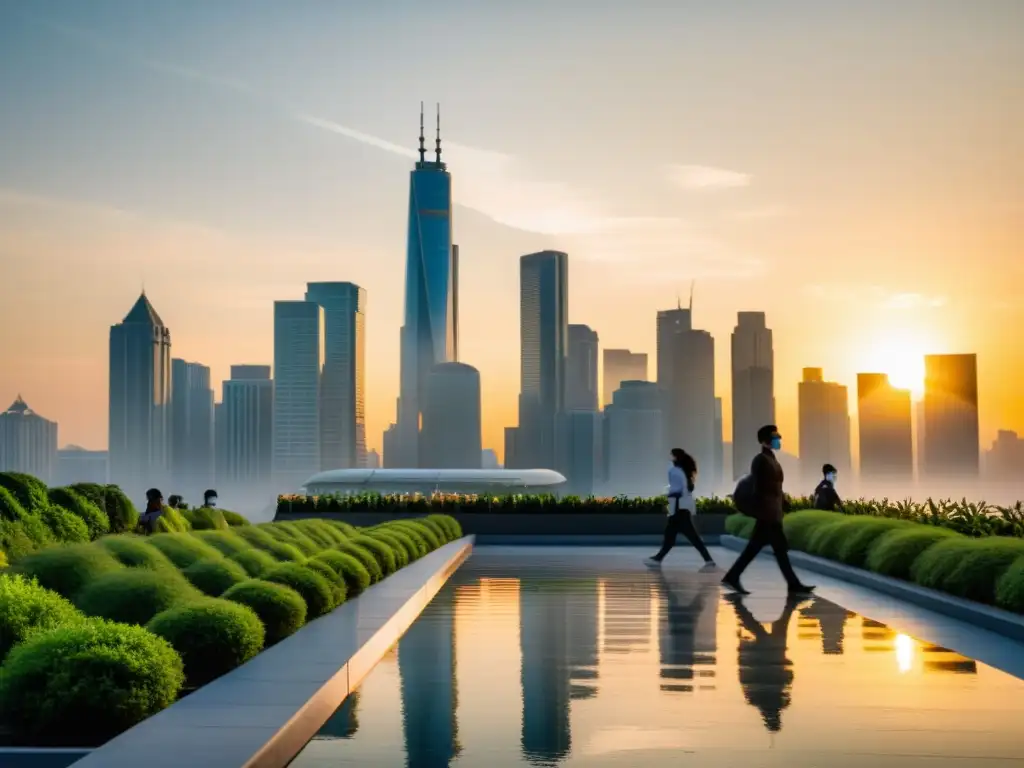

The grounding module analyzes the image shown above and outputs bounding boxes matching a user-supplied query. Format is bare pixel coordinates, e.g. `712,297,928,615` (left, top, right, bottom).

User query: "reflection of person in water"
653,569,719,692
799,597,856,655
728,593,807,733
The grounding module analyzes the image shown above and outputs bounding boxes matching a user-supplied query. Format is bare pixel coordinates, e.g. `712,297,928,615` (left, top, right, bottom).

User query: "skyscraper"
923,354,980,477
420,362,482,469
305,282,367,470
731,312,774,480
604,380,663,495
221,365,273,491
566,324,599,411
602,349,647,407
556,410,602,496
512,250,569,469
395,104,457,468
273,301,323,491
798,368,851,484
0,396,57,483
108,292,172,495
170,359,214,498
657,306,692,390
55,446,108,486
857,373,913,480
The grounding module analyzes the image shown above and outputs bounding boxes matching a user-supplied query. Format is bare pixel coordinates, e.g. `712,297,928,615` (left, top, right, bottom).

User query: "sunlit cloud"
667,164,751,190
804,283,947,310
727,204,795,221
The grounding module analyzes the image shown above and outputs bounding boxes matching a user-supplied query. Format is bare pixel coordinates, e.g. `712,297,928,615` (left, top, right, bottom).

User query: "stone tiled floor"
293,546,1024,767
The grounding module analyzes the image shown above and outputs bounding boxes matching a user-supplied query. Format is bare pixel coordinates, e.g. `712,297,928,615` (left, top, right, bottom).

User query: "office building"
170,359,214,498
481,448,500,469
566,324,599,411
394,105,457,468
986,430,1024,479
657,306,692,390
0,396,57,482
556,410,602,496
221,365,273,490
604,381,663,495
108,292,172,495
511,250,568,469
731,312,774,479
660,311,716,482
273,301,323,491
798,368,851,484
305,282,367,470
857,373,913,479
603,349,647,408
923,354,980,477
712,397,724,492
365,449,381,469
55,446,108,486
420,362,482,469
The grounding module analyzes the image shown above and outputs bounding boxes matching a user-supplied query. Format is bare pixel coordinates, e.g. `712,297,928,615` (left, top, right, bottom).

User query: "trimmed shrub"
147,598,264,687
0,618,184,746
0,550,6,569
230,548,279,578
263,562,336,618
416,516,449,544
333,540,383,583
75,567,200,625
325,519,357,537
384,522,431,557
366,529,412,567
260,522,321,556
0,472,49,514
834,518,914,568
865,526,962,580
350,535,398,576
191,529,252,557
221,509,249,526
725,514,756,538
0,573,84,661
292,519,346,548
391,520,442,551
95,535,174,570
234,526,306,562
426,514,461,542
154,507,192,533
915,537,1024,604
0,486,30,522
97,485,139,534
17,543,123,599
40,504,91,544
147,533,224,569
995,557,1024,614
222,579,307,645
0,517,52,561
47,488,110,539
805,519,862,561
782,510,846,552
183,507,229,531
314,550,372,596
184,557,249,597
302,558,347,605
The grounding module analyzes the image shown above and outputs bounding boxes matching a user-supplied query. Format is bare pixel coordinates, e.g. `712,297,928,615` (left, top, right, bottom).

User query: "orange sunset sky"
1,1,1022,461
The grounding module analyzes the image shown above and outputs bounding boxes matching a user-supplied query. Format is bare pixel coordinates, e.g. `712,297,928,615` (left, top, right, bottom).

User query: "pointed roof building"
122,291,166,327
4,395,31,415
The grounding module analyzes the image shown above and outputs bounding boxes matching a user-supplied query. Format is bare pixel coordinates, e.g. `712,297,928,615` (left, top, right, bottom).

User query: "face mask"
826,473,837,484
207,498,217,507
770,437,782,451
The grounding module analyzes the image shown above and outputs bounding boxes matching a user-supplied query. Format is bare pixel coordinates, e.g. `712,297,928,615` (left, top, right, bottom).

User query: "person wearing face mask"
203,489,218,508
721,425,815,596
812,464,843,512
645,448,715,568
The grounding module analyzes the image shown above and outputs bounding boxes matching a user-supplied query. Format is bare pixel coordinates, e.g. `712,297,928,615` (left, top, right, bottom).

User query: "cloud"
805,283,947,310
667,164,751,191
726,204,795,221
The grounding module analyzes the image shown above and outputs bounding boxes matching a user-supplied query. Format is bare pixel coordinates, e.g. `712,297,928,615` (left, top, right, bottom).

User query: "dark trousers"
653,507,713,562
723,519,802,587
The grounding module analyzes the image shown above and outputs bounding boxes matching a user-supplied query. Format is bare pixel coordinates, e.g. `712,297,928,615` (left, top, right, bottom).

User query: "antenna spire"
689,279,695,313
435,102,442,163
418,102,426,163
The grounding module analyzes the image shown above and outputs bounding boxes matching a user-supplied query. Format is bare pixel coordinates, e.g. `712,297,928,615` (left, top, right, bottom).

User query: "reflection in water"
567,580,600,700
653,570,718,694
798,597,856,654
319,689,359,738
601,577,651,655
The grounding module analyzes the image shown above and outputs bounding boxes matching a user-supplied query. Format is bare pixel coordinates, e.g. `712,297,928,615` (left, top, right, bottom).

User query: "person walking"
721,425,815,595
646,448,715,568
812,464,843,512
138,488,165,535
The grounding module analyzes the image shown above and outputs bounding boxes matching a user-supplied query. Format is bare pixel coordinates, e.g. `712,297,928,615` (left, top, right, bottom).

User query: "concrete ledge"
71,536,474,768
0,748,91,768
475,534,720,546
720,534,1024,643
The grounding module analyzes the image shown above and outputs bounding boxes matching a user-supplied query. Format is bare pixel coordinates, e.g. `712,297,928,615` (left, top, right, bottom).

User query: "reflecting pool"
292,547,1024,767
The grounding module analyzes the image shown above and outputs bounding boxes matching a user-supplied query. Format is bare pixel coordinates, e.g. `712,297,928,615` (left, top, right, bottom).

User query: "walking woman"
646,448,715,567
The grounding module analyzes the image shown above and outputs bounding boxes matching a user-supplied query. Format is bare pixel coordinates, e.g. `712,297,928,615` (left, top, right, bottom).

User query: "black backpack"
732,474,756,517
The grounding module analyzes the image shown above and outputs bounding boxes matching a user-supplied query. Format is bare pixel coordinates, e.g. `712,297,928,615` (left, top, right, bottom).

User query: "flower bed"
0,512,463,747
725,511,1024,614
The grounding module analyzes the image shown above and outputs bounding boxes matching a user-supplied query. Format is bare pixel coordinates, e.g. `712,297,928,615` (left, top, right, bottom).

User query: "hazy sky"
1,0,1022,459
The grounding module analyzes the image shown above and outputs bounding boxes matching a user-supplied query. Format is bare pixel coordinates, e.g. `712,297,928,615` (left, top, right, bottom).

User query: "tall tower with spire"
389,103,458,468
109,291,172,495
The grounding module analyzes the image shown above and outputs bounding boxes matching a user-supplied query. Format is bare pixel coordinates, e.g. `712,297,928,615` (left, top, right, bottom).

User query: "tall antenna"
435,102,442,163
689,279,695,313
418,102,426,163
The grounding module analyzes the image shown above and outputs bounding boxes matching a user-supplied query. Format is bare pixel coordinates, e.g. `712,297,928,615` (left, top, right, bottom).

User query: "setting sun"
859,329,937,400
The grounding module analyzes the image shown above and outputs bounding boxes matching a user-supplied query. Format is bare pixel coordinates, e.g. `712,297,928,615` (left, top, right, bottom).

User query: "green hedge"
96,535,175,570
263,562,337,618
75,568,201,625
0,574,84,661
222,579,306,645
183,558,249,597
15,544,124,600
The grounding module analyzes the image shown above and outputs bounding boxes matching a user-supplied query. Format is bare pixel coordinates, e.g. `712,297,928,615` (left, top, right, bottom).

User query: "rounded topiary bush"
0,573,84,661
302,558,347,605
47,487,110,540
394,520,442,551
289,520,339,549
333,540,384,583
834,518,914,568
16,543,123,599
96,535,175,570
782,510,845,552
326,519,357,537
263,562,336,618
147,533,224,569
865,526,962,580
427,514,461,542
222,579,307,645
40,504,91,544
0,472,49,514
260,523,321,556
910,538,980,593
184,557,249,597
350,535,398,576
725,514,756,538
805,519,862,561
995,556,1024,614
191,529,252,557
0,618,184,746
416,516,449,544
98,485,139,534
367,529,413,566
0,515,52,560
315,551,371,596
183,507,229,531
154,507,192,533
230,547,279,578
75,567,200,625
234,526,305,562
382,523,430,558
917,537,1024,604
220,510,249,527
0,487,30,523
147,598,265,687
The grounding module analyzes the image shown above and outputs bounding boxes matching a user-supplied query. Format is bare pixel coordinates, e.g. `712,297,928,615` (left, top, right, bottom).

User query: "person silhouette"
652,568,719,693
799,596,856,655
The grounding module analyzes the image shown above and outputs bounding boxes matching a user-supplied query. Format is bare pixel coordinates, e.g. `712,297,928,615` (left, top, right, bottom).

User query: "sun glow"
861,329,934,399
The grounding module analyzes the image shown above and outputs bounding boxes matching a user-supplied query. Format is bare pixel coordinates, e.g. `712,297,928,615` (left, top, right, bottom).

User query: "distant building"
420,363,482,469
0,396,57,483
365,449,381,469
656,306,692,391
566,324,599,412
604,381,663,496
382,422,400,469
108,292,172,495
273,301,323,491
602,349,647,408
857,373,913,480
922,354,979,477
481,448,500,469
731,312,774,480
55,445,108,486
986,430,1024,479
557,410,602,496
712,397,724,492
798,368,851,485
171,359,214,499
221,365,273,491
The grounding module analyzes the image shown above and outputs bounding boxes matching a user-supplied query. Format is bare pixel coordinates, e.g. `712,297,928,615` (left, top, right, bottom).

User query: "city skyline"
1,2,1022,463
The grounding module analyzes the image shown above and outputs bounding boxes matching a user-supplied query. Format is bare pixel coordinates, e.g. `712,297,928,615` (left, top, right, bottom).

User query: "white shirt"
667,465,696,515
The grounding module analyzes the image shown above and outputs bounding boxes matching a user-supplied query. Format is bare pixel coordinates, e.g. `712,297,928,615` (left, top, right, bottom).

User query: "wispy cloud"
667,164,751,191
805,283,947,309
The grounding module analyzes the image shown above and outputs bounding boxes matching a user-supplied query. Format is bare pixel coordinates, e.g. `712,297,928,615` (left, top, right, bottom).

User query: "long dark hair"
671,448,697,492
